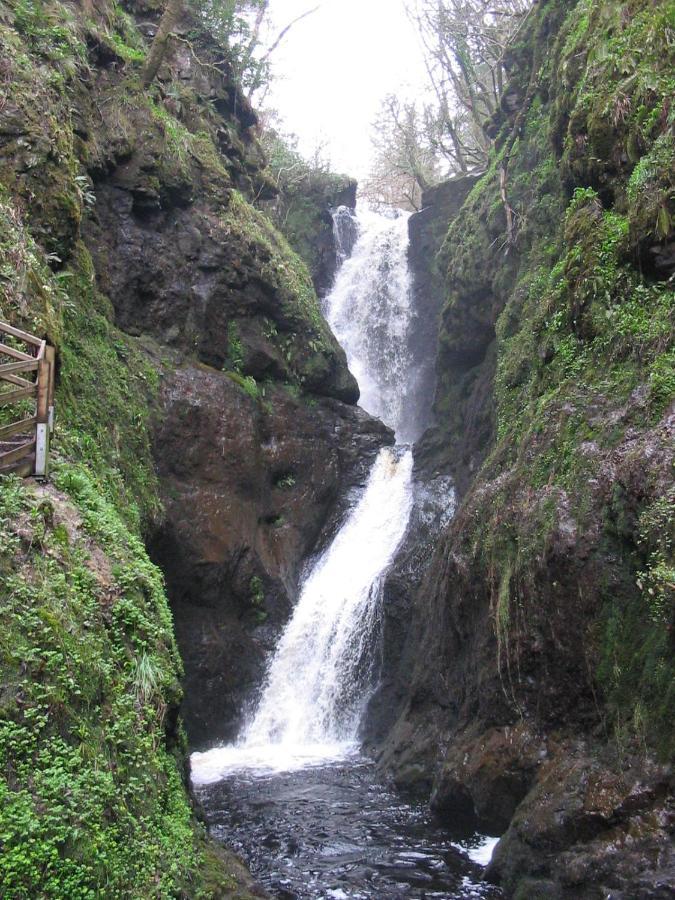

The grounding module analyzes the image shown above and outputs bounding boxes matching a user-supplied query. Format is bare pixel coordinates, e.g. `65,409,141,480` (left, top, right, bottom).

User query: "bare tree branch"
259,5,320,64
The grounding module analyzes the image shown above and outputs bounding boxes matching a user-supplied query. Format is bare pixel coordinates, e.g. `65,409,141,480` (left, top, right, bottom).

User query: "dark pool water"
193,754,503,899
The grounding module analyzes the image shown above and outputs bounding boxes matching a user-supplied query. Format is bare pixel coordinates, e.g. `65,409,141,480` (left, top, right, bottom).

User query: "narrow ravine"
191,206,501,899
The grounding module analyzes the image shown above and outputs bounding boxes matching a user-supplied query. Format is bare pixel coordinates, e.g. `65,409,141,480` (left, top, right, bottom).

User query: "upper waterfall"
331,204,359,266
326,207,421,442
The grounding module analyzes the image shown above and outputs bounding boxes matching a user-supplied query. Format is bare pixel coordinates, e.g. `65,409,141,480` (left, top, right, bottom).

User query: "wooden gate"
0,321,55,479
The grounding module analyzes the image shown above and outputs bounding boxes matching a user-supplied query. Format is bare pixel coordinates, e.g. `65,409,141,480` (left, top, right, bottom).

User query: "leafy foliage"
193,0,270,96
363,97,440,211
0,469,203,898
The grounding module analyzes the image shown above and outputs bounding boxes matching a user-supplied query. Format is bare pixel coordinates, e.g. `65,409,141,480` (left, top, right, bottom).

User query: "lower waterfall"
244,448,413,748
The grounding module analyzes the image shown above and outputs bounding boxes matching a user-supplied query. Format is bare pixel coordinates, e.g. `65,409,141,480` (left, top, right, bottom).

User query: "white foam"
460,835,500,866
191,740,358,785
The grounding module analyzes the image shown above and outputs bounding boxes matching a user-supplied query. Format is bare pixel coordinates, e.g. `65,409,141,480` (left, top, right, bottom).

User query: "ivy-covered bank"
0,0,367,894
382,0,674,896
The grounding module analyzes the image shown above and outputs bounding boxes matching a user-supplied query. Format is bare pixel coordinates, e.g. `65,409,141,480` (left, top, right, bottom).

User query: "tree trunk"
142,0,184,88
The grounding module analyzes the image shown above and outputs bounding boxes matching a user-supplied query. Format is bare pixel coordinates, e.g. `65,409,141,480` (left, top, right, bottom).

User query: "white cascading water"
192,206,416,784
327,208,419,444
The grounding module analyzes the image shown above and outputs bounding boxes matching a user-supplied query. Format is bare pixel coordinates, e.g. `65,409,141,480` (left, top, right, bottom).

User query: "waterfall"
326,208,420,443
244,448,413,747
192,206,418,783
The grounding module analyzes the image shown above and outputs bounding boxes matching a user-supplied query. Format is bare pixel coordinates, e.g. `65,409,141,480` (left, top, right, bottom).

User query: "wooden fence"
0,321,55,479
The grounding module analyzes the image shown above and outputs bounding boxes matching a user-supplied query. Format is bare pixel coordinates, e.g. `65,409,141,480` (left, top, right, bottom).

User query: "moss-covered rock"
0,0,367,893
381,1,674,896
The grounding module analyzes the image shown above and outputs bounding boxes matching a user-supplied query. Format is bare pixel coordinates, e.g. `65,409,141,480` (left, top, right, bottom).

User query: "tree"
364,96,440,211
197,1,319,102
406,0,532,173
143,0,319,103
142,0,185,88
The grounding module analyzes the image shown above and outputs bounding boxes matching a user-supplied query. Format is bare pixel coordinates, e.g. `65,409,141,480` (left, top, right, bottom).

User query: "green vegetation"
599,488,675,757
55,244,162,533
0,0,284,893
225,370,260,400
223,189,326,332
11,0,86,63
262,129,356,277
248,575,267,623
0,470,206,898
219,189,350,396
225,322,245,373
436,0,675,756
275,473,296,489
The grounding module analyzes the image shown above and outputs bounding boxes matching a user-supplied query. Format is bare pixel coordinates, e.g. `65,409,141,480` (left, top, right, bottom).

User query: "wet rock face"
74,27,374,748
406,176,480,444
85,184,359,405
150,363,392,748
361,177,477,751
362,468,457,751
373,0,674,894
377,406,674,895
408,175,478,454
486,746,675,899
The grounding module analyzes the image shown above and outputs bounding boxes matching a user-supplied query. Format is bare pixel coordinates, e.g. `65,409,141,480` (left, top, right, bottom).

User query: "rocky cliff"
0,0,384,893
264,162,357,299
375,1,675,897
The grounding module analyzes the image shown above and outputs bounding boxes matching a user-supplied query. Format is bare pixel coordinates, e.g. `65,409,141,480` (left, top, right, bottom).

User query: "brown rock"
150,362,392,747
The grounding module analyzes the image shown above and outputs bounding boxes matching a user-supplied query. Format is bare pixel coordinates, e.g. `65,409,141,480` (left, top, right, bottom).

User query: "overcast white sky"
265,0,431,179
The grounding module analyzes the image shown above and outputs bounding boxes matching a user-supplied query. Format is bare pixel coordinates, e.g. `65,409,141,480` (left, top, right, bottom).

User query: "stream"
191,207,503,899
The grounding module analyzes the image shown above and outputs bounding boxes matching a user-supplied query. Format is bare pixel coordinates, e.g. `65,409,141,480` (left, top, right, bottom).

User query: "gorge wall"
1,0,673,896
0,0,385,894
374,1,674,897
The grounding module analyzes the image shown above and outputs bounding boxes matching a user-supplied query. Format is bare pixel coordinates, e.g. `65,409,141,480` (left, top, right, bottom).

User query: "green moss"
627,132,675,241
598,489,675,758
106,6,147,63
433,0,675,755
11,0,86,63
107,30,146,63
0,189,66,341
55,243,161,533
0,470,205,898
222,190,326,333
225,321,244,373
0,0,272,893
149,99,195,167
218,190,349,397
224,370,260,400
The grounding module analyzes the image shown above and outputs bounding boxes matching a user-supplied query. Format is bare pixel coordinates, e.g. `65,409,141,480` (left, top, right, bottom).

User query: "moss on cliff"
433,0,674,756
0,0,308,894
0,471,192,897
0,172,246,900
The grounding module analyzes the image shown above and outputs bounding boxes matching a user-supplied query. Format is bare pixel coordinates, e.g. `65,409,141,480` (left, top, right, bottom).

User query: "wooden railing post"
35,342,50,479
46,345,56,434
